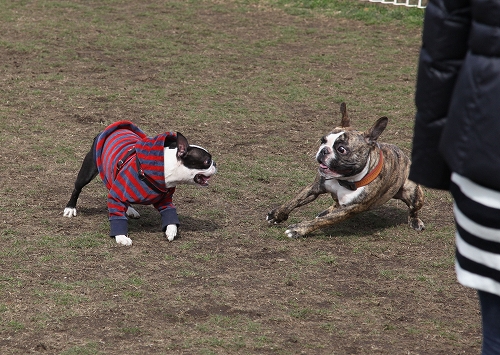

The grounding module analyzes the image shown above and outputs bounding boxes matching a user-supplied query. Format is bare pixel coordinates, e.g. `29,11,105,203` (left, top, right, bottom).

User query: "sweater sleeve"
107,190,129,236
409,0,471,190
153,188,180,231
159,207,180,231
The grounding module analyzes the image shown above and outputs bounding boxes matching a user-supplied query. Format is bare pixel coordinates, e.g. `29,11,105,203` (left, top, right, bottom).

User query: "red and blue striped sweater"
95,121,179,236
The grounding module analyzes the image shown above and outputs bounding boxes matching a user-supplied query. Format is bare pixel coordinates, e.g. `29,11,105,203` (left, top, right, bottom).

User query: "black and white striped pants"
451,173,500,295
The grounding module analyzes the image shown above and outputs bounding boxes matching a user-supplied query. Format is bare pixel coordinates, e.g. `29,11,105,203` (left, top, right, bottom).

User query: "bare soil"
0,1,480,354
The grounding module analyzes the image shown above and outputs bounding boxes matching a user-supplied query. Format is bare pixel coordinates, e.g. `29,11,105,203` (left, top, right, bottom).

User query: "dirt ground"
0,1,481,354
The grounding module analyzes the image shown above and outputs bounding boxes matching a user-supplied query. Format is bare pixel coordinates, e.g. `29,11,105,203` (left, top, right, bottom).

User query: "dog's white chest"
324,179,365,206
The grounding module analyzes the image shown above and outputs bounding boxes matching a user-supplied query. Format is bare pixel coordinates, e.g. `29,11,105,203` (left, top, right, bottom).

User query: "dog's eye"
320,136,327,144
204,159,211,167
336,146,348,155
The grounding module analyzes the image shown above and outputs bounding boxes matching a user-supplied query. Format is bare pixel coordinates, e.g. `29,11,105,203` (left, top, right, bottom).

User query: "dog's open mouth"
319,163,335,174
319,163,330,172
194,174,211,186
319,163,343,178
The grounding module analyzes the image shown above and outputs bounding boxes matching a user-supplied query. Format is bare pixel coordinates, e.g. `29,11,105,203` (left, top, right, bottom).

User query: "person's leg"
479,290,500,355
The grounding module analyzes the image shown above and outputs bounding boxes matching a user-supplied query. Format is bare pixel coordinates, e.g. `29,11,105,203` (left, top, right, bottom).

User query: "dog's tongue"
320,163,335,172
319,163,341,175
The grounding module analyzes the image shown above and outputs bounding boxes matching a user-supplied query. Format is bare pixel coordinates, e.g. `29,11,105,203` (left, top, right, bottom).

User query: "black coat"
410,0,500,191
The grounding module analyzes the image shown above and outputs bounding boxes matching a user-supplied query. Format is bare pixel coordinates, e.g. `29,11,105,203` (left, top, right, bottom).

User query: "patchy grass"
0,0,480,354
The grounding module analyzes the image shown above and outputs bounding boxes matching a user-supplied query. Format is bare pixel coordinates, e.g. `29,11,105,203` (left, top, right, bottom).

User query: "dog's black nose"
320,147,329,157
213,161,217,168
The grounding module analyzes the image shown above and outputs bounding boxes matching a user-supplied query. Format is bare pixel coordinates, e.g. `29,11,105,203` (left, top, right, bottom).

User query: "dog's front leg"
285,203,368,238
267,175,326,224
316,197,340,218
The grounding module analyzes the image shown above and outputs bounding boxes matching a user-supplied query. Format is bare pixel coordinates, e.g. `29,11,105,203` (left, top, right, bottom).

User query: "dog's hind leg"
394,180,425,231
126,206,141,219
63,147,98,217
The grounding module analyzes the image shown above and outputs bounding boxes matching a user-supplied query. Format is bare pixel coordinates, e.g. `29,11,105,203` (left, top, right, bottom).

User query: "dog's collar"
337,149,384,191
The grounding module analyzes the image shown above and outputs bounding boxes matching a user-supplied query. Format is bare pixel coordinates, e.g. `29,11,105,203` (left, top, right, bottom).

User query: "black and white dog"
63,121,217,246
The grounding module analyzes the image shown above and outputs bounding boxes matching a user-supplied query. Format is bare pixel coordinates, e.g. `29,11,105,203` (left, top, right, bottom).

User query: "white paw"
285,227,300,239
165,224,178,242
115,234,133,246
126,206,141,219
63,207,77,217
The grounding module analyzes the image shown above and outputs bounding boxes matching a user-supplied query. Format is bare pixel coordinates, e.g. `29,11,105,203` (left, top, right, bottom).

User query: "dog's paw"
115,234,133,246
63,207,77,217
126,206,141,219
410,218,425,232
165,224,178,242
285,224,303,239
266,209,288,224
266,213,276,224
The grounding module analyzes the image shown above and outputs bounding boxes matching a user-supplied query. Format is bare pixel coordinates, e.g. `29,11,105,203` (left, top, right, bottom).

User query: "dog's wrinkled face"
163,133,217,188
316,128,370,179
316,103,388,180
316,111,388,179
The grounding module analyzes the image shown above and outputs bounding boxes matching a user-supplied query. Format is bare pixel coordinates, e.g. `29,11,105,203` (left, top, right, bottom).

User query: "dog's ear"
339,102,350,128
176,132,189,159
364,116,388,143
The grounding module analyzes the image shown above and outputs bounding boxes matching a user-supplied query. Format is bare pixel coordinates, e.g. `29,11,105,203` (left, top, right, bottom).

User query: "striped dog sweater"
95,121,179,236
